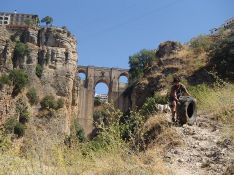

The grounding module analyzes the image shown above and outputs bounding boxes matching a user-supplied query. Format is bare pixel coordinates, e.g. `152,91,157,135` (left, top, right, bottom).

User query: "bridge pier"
77,66,129,135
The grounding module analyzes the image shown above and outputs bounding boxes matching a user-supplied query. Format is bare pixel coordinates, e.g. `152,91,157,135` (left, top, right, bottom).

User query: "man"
169,77,191,122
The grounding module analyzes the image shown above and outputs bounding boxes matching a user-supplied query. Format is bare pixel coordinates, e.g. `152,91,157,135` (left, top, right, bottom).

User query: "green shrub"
40,95,57,109
0,74,10,89
4,117,26,137
40,95,65,110
56,98,64,109
140,94,168,116
14,41,29,58
9,69,29,94
209,28,234,81
26,88,39,105
154,93,168,104
76,125,86,143
0,74,10,85
19,110,30,124
36,64,43,78
93,110,109,127
94,96,102,106
4,118,18,134
189,35,212,53
120,110,145,142
140,97,157,116
14,122,26,137
71,119,86,143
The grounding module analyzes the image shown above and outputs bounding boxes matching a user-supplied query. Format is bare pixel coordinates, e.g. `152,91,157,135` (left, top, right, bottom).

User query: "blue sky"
2,0,234,94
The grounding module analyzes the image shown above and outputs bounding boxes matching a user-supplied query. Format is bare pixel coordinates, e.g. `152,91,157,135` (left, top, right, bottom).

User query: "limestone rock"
0,26,78,137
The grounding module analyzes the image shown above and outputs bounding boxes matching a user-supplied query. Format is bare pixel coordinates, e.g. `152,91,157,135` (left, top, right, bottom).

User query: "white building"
95,94,108,102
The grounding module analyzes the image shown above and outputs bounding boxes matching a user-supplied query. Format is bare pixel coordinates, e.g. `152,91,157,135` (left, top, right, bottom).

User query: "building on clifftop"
0,12,38,26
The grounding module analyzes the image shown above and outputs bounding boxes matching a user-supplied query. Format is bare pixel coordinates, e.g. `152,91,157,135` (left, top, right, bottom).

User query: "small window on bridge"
78,72,86,81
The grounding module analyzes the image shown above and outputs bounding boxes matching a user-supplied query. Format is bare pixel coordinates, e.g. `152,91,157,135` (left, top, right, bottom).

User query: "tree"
41,16,53,26
129,49,157,81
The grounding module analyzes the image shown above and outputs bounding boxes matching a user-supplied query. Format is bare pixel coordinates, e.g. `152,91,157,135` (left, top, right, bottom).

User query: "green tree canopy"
128,49,157,81
41,16,53,26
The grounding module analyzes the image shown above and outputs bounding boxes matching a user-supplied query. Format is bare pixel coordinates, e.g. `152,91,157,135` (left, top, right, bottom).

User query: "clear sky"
1,0,234,94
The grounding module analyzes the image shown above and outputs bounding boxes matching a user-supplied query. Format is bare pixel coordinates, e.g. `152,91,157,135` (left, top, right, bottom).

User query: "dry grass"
189,83,234,116
142,114,183,151
189,83,234,140
0,117,172,175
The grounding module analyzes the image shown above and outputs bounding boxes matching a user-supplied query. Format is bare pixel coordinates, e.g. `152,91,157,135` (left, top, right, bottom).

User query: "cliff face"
0,26,78,138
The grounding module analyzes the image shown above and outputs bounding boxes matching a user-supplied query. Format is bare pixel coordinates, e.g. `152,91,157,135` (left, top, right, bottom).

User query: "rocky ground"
164,114,234,175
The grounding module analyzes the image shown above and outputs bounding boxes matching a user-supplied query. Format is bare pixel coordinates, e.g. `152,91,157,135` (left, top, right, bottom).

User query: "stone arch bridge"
77,65,130,134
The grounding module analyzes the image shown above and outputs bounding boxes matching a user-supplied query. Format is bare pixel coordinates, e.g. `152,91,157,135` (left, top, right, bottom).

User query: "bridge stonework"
77,65,130,134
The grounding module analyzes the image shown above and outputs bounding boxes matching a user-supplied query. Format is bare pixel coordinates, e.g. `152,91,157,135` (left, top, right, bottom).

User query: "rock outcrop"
0,25,78,138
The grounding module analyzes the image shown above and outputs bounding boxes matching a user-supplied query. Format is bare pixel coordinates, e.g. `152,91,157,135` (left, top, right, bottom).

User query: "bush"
9,69,29,94
40,96,64,110
14,41,29,58
209,28,234,81
154,93,168,104
140,97,157,116
15,99,30,124
0,74,10,89
189,35,212,53
94,96,102,106
75,124,86,143
56,98,64,109
14,122,26,137
70,119,86,143
13,41,29,68
4,118,26,137
140,94,168,116
4,118,18,134
40,95,57,109
93,110,109,127
36,64,43,78
19,110,30,124
26,88,39,105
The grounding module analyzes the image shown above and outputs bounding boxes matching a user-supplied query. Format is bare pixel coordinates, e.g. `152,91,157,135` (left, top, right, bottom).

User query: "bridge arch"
119,71,129,78
94,78,110,88
76,65,130,135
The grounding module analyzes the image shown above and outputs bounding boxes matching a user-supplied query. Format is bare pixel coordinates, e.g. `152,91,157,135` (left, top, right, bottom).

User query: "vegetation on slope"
0,18,233,175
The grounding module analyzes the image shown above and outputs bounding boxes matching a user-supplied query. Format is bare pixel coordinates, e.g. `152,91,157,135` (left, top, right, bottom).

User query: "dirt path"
164,114,234,175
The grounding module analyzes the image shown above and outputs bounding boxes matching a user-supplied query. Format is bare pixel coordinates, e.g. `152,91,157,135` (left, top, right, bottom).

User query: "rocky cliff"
0,25,78,141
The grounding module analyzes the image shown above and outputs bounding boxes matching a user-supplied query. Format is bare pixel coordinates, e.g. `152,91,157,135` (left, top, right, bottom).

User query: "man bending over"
169,77,191,122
